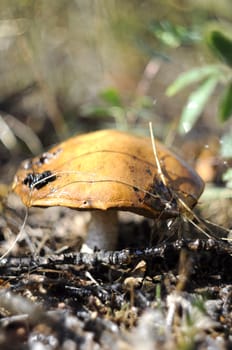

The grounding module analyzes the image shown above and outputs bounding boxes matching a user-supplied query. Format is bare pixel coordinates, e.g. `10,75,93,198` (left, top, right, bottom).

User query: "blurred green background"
1,0,232,183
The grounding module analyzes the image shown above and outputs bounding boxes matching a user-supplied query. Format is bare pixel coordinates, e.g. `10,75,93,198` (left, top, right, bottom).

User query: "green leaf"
219,82,232,121
81,105,112,118
222,169,232,189
101,88,122,107
220,132,232,158
149,20,200,48
166,65,221,96
207,30,232,67
178,76,219,134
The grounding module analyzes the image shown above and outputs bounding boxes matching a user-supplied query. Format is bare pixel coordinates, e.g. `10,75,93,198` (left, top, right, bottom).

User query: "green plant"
149,20,201,49
166,28,232,133
81,87,154,130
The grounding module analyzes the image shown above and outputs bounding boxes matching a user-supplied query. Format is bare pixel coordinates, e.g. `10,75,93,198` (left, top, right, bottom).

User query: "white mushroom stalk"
85,210,118,250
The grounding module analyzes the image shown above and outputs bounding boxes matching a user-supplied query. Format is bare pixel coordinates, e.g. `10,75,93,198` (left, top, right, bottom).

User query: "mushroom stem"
85,210,118,250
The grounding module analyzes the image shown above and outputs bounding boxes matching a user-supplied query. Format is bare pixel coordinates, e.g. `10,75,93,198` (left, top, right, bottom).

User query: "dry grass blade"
0,208,28,260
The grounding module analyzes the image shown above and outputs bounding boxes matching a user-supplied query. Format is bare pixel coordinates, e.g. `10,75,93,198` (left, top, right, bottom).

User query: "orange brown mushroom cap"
12,129,204,250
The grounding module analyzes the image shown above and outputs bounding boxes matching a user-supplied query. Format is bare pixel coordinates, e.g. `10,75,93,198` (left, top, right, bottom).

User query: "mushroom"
12,129,204,250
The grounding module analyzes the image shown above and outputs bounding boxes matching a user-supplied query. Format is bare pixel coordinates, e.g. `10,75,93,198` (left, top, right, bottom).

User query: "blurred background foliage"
0,0,232,186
